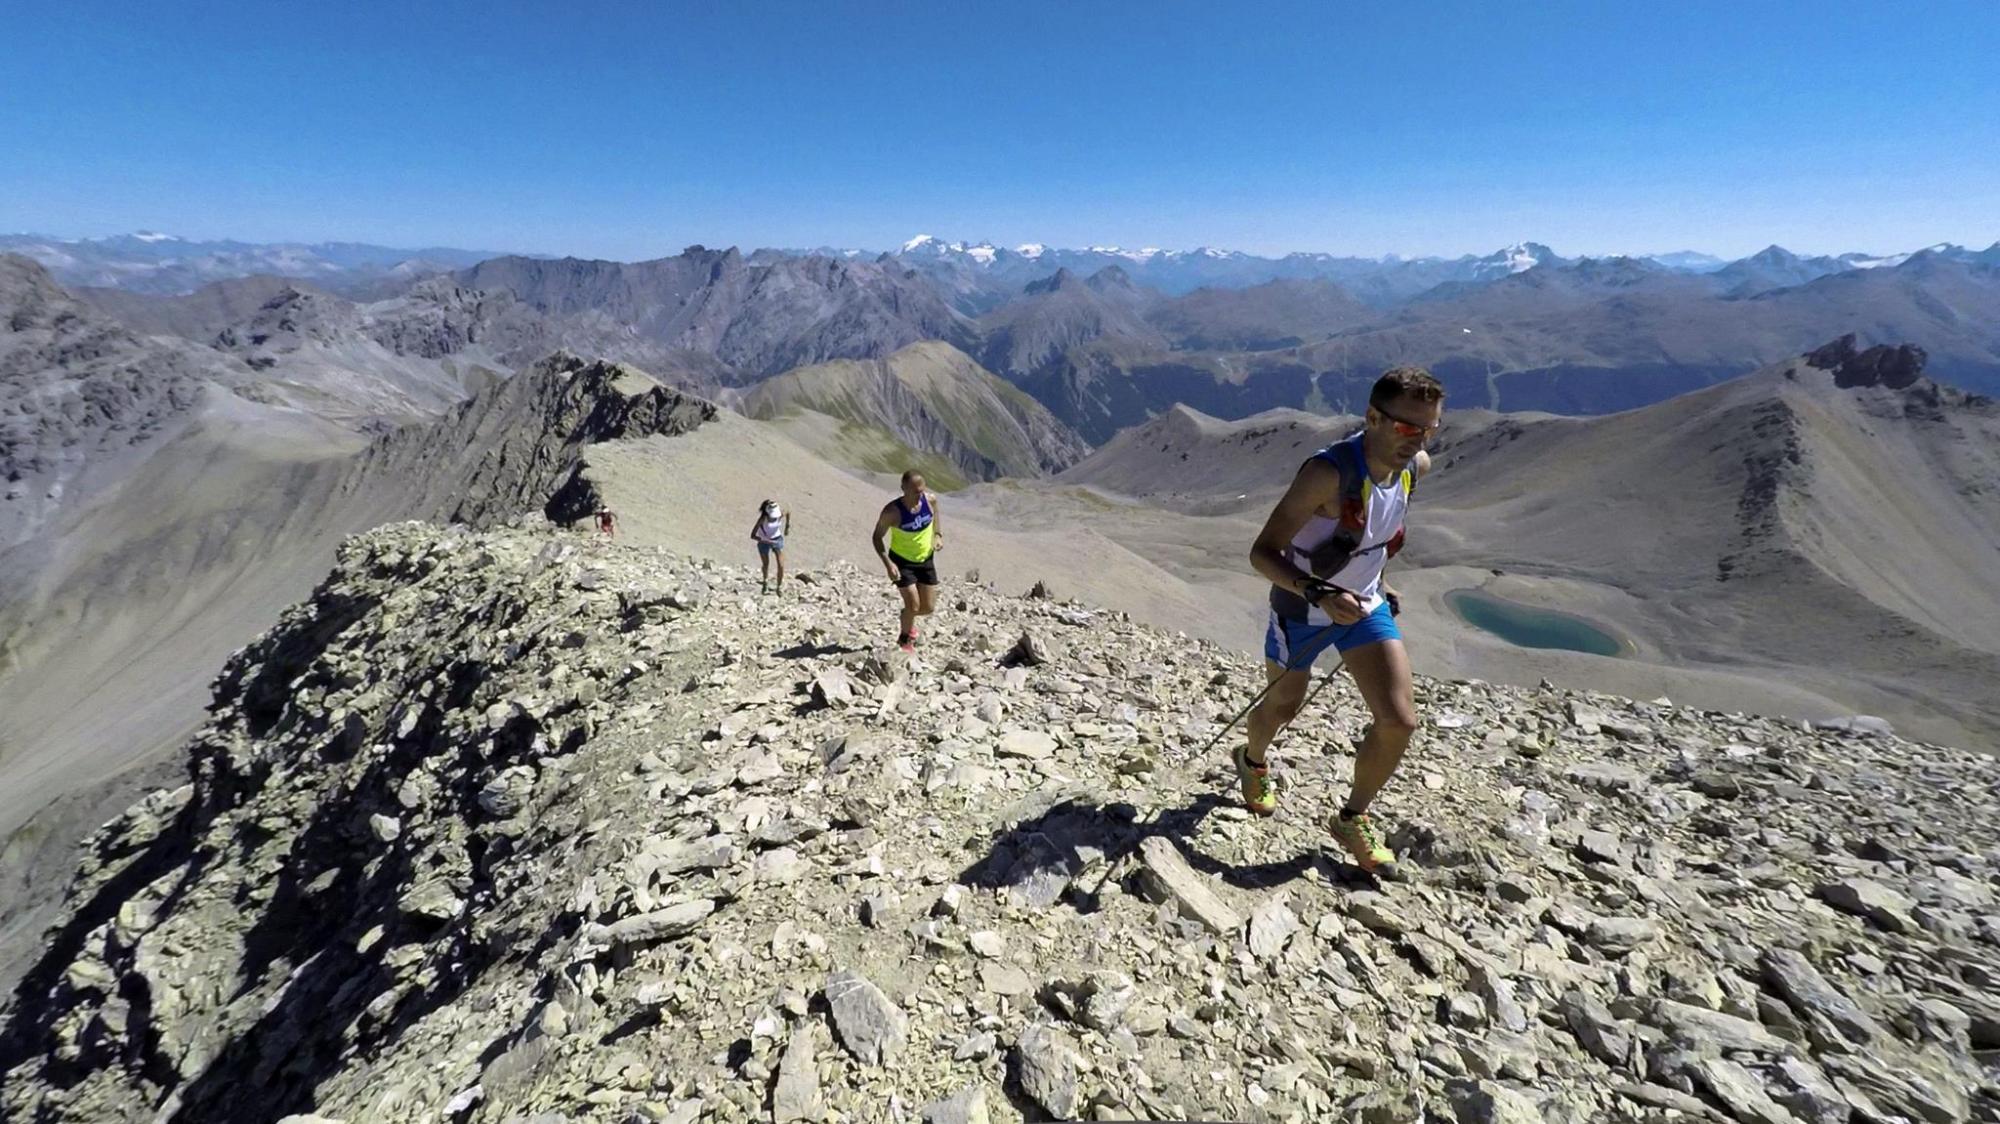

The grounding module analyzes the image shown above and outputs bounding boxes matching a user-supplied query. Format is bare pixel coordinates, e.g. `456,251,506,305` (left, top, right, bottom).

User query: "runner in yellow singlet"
871,469,943,652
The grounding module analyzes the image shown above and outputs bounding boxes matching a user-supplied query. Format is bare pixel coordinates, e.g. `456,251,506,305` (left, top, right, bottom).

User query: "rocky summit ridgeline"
2,523,1997,1124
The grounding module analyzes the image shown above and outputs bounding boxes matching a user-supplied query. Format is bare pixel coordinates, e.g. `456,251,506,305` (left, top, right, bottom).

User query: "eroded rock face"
3,521,1996,1123
0,254,233,550
1806,332,1930,390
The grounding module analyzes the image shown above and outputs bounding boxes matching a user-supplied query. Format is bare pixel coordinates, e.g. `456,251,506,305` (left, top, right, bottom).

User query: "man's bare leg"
898,586,918,643
1243,663,1310,767
1338,638,1419,814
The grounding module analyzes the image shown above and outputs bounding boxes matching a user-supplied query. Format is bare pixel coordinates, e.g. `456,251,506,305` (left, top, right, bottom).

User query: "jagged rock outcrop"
1805,334,1930,391
338,351,717,526
2,521,1994,1122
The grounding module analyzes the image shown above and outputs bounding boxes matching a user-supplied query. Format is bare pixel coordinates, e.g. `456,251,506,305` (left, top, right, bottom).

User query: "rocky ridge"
0,522,1995,1123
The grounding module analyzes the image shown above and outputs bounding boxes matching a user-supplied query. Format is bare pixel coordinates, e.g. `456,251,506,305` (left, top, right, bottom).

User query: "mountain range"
0,232,526,296
26,226,2000,455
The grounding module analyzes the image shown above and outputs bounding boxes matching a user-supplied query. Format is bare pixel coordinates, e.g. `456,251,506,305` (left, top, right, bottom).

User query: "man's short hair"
1369,366,1445,411
900,469,922,486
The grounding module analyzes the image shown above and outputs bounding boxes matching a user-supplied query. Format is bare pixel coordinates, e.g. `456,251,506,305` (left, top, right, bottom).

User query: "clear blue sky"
4,0,1996,261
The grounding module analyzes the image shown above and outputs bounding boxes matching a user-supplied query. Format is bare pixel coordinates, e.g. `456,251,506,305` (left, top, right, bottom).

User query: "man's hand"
1382,584,1403,618
883,561,900,583
1315,588,1364,625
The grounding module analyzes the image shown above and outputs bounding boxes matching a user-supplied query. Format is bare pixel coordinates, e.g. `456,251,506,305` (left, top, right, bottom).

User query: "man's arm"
1250,459,1363,623
872,504,899,575
928,491,943,550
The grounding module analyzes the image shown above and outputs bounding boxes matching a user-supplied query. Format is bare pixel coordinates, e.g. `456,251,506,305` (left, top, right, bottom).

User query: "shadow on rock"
957,793,1341,916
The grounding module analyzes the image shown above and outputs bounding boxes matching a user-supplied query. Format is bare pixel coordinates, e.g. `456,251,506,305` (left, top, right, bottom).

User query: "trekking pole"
1191,578,1357,760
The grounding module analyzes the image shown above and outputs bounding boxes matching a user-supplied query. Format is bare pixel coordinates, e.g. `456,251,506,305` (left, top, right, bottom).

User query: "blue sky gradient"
3,0,1996,260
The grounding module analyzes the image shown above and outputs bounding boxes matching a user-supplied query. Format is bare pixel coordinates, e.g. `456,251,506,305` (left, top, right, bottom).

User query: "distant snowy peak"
899,234,1002,263
1643,250,1728,273
1472,242,1562,278
1843,243,1964,270
132,231,183,244
897,236,1261,268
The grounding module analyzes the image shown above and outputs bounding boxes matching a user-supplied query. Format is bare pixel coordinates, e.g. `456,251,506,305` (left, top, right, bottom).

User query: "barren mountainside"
458,251,977,379
0,255,245,555
740,341,1090,482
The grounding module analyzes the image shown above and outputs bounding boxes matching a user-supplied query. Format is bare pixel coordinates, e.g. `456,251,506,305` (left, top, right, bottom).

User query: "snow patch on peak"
901,234,940,253
132,231,182,243
1499,242,1551,272
1015,243,1046,258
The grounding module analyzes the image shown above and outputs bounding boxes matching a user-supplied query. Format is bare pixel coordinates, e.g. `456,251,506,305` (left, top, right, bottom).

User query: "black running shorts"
891,553,938,588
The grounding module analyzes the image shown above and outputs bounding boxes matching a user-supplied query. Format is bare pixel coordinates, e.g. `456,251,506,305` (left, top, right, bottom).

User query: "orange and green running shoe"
1330,810,1397,874
1233,744,1277,816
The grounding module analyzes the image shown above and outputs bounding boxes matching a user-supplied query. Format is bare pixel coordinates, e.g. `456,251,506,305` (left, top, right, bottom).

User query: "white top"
1282,470,1408,623
757,506,785,541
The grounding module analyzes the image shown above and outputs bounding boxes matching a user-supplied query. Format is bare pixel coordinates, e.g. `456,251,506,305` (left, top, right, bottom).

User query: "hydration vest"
1268,431,1414,620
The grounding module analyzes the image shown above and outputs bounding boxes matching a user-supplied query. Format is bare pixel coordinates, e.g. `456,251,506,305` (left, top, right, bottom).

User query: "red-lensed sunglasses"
1372,404,1441,438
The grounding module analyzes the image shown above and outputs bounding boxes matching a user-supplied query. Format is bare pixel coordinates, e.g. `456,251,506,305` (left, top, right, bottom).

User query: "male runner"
871,470,943,652
1238,366,1443,873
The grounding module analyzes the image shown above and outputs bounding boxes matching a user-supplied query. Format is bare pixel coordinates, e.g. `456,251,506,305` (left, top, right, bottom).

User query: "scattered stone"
1650,998,1791,1055
1692,1056,1795,1124
1760,947,1881,1044
770,1023,822,1123
1566,761,1646,793
397,878,464,925
1586,916,1661,956
1137,836,1241,934
1691,771,1742,799
811,668,855,708
1007,630,1054,667
824,969,907,1065
1012,1024,1078,1119
1817,878,1917,933
995,730,1056,761
979,962,1033,997
1345,893,1411,936
1248,897,1300,960
1561,991,1634,1066
1444,1077,1545,1123
477,765,537,817
1812,715,1893,737
1576,829,1630,865
919,1084,991,1124
587,900,716,949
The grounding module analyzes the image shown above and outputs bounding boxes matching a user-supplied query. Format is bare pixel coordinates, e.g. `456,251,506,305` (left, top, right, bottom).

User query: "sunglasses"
1372,404,1441,438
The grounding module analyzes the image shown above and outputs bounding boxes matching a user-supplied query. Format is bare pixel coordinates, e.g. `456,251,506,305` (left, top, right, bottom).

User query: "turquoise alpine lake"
1446,589,1625,657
